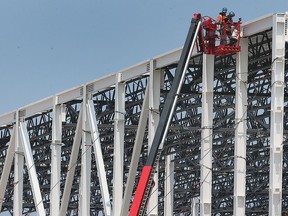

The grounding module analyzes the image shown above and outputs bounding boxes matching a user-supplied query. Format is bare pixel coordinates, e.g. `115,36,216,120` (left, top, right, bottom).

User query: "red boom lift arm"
129,13,202,216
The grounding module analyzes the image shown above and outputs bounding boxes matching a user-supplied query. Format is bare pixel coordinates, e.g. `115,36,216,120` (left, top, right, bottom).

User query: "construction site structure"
0,12,287,216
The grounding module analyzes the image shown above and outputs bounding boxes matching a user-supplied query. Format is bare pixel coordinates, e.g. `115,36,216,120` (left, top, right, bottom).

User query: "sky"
0,0,287,116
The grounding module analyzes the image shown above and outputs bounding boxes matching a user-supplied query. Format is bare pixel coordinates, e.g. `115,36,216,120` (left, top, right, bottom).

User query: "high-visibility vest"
217,14,226,24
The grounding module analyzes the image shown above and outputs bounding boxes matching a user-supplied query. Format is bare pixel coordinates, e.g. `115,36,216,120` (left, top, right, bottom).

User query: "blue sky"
0,0,287,115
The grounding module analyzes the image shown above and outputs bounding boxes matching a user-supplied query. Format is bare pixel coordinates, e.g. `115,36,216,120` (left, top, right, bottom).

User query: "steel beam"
50,97,63,216
79,87,92,215
19,121,46,215
192,197,200,216
242,13,273,37
269,13,286,216
233,38,248,216
147,61,161,216
120,83,149,216
0,125,15,211
13,112,24,216
59,106,83,216
164,150,175,215
113,73,125,215
87,99,111,216
200,54,214,216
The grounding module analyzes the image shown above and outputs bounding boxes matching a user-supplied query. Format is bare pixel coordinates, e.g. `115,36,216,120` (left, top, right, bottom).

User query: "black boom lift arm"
129,14,202,216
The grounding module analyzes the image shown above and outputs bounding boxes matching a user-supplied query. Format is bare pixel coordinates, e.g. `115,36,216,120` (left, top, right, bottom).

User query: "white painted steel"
164,151,174,216
233,38,248,216
19,96,54,118
147,61,161,216
50,97,63,216
0,126,15,211
120,84,150,216
0,111,15,127
87,99,111,216
13,113,24,216
79,88,92,215
59,106,83,216
19,121,46,216
242,13,273,37
200,54,214,216
57,86,83,105
269,13,286,216
113,73,125,215
191,197,200,216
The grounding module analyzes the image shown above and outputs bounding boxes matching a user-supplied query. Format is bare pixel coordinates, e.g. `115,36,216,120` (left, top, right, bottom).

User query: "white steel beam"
191,197,200,216
0,125,16,211
242,13,273,37
155,46,198,69
113,73,125,215
79,87,92,215
233,38,248,216
147,61,161,216
87,99,111,216
13,112,24,215
57,86,82,104
121,60,150,81
19,96,53,119
269,13,286,216
120,83,149,216
164,150,174,215
19,121,46,216
0,111,15,127
87,74,115,93
59,106,83,216
50,97,63,216
200,54,214,216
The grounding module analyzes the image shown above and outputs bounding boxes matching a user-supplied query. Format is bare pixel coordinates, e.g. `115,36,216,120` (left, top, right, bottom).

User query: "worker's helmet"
222,7,227,13
228,11,235,17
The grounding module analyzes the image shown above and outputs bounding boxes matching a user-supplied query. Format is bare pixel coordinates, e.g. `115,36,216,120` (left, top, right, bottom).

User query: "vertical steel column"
164,150,174,215
13,111,24,215
269,13,286,216
0,125,16,211
50,97,63,216
191,197,200,216
147,61,161,216
79,85,92,215
113,73,125,215
233,38,248,216
19,121,46,215
200,54,214,216
121,84,149,216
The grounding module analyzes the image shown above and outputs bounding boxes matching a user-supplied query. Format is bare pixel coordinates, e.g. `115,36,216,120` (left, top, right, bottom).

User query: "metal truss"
0,13,287,216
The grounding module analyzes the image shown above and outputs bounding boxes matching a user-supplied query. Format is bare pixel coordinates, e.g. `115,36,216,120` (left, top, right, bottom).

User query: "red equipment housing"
198,16,241,55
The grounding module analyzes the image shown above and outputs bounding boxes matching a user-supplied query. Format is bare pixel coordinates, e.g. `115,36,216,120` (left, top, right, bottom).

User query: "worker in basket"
217,7,227,24
225,11,235,45
216,8,228,45
218,10,240,46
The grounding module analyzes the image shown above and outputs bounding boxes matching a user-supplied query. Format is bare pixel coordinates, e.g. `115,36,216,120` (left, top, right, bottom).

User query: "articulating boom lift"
129,13,241,216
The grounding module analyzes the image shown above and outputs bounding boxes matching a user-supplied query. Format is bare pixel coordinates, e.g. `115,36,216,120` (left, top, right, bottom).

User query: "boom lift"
129,13,241,216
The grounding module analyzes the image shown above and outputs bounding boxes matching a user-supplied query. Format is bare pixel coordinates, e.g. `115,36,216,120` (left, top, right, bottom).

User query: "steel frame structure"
0,13,287,216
